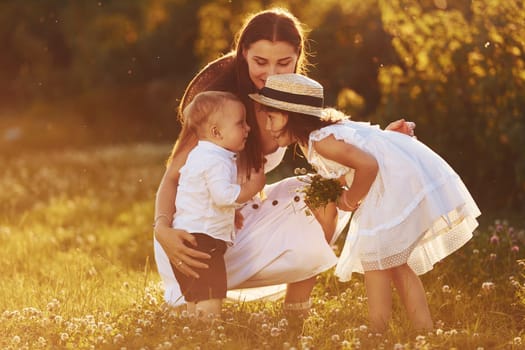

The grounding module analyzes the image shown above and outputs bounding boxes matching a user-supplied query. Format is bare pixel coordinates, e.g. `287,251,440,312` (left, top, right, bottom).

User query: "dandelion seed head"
481,281,495,293
271,327,280,337
278,318,288,328
113,334,124,344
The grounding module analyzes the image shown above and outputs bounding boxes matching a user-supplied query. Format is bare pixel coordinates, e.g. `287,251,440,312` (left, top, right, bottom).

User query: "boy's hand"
234,209,244,229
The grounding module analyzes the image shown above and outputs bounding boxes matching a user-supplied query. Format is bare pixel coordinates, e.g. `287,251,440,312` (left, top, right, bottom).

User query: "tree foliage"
1,0,523,211
375,0,525,209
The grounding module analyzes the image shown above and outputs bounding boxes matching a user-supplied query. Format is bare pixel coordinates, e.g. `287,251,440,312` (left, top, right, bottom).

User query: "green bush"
375,0,525,211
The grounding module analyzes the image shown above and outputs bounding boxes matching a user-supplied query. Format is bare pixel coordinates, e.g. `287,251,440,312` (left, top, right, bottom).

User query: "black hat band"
259,87,323,108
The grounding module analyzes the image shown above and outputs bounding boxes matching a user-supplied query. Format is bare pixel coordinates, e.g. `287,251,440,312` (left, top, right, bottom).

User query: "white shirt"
173,141,241,244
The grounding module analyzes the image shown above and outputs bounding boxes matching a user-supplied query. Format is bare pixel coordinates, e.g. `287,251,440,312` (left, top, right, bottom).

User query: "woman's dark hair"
233,8,308,172
170,8,309,173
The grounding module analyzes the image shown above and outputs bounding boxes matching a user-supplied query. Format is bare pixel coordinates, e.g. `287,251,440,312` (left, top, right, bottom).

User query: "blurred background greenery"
1,0,523,214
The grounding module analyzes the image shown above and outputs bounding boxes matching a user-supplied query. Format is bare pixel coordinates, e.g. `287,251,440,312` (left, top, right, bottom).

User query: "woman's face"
265,110,294,147
243,40,298,90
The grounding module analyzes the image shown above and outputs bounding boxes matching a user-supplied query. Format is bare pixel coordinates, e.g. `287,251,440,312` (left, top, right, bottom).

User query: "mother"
153,7,413,312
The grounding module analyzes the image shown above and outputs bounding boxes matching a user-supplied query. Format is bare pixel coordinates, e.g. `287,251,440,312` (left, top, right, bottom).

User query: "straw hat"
249,73,324,118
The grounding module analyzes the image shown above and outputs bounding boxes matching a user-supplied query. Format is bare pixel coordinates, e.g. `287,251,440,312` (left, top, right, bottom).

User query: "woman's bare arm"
153,139,211,278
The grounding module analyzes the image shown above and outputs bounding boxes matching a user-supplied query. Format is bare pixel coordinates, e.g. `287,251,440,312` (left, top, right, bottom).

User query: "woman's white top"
307,120,481,281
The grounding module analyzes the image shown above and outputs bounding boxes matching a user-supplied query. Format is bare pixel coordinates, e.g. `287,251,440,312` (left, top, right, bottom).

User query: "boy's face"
265,110,294,147
213,100,250,152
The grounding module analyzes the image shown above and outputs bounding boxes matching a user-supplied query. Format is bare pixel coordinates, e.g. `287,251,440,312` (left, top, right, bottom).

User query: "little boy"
171,91,265,318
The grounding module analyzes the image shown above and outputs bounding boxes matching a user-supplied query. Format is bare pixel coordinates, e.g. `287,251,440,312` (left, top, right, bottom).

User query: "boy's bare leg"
194,299,222,320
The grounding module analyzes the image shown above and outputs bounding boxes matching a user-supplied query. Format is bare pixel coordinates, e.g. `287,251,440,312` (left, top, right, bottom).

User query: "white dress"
307,121,481,281
154,147,352,305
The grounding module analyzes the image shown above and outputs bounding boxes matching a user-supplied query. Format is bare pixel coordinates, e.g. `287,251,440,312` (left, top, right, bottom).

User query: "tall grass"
0,144,524,349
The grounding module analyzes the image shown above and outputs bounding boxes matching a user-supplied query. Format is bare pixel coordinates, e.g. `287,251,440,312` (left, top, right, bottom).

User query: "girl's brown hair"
264,107,347,147
170,8,309,172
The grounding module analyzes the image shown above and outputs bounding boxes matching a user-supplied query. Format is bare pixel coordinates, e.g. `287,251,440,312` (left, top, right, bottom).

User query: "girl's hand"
154,224,210,278
386,118,416,137
336,175,347,187
336,190,361,212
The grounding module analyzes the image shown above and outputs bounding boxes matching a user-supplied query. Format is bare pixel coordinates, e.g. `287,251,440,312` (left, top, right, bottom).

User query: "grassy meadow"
1,143,524,349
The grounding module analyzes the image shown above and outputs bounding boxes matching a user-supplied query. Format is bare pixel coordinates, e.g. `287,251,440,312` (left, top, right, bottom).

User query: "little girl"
249,73,481,331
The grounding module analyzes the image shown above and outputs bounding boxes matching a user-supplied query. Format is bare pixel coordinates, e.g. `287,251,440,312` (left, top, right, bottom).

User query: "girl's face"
265,110,294,147
243,40,298,90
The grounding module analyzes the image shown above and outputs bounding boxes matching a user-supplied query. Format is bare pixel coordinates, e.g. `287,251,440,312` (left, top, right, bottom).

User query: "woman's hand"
386,118,416,137
154,224,210,278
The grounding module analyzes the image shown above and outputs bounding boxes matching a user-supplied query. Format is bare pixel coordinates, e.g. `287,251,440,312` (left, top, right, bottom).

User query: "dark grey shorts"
171,233,227,302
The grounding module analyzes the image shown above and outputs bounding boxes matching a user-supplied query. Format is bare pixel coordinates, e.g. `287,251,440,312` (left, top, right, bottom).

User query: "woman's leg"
364,269,393,333
283,203,338,315
285,277,316,302
391,264,433,331
283,277,315,319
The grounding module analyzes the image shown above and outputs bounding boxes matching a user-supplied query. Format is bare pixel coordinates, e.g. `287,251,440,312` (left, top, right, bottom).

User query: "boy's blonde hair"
182,91,241,138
